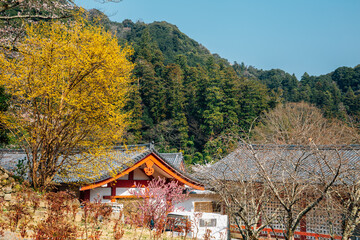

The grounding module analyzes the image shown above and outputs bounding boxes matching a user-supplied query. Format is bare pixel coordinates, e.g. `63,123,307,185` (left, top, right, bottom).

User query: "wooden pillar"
300,216,307,240
129,171,134,180
80,189,90,202
111,184,116,203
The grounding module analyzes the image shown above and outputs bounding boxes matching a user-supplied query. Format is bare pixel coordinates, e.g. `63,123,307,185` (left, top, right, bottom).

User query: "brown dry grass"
0,201,184,240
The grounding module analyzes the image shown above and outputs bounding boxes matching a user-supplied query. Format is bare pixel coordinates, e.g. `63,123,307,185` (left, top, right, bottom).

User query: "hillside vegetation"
1,8,359,164
87,10,359,163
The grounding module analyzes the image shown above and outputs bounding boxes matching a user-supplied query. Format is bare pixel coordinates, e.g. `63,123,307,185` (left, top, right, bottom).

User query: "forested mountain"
1,8,359,164
88,9,229,67
87,10,359,163
233,62,360,119
90,12,274,163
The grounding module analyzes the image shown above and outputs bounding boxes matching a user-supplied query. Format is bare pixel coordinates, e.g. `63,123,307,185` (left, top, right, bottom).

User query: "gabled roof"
159,152,184,168
0,144,204,190
79,148,204,191
193,144,360,183
0,145,155,182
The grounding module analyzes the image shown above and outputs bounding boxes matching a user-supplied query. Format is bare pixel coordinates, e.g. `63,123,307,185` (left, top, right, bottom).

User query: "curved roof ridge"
240,144,360,150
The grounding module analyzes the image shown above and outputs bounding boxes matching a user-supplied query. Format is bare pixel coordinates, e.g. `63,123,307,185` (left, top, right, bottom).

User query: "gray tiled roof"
0,149,27,173
159,153,183,167
192,144,360,184
58,147,153,183
151,149,203,185
0,144,191,185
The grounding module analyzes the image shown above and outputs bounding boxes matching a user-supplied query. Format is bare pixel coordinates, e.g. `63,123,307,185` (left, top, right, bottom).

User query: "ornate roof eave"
80,152,205,191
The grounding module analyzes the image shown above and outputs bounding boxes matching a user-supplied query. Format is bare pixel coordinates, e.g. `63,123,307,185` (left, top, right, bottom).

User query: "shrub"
33,191,78,240
81,196,113,240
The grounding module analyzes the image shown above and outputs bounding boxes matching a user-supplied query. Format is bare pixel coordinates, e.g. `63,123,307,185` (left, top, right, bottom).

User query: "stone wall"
0,166,16,201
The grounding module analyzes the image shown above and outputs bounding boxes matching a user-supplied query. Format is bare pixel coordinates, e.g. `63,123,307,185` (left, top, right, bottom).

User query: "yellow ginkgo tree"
0,17,134,190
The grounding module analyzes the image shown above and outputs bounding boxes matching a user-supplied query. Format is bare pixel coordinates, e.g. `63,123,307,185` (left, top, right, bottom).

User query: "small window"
166,214,189,232
200,218,217,227
194,201,213,212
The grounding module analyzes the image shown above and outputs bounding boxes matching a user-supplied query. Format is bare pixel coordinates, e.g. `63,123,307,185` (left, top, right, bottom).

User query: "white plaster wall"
170,212,228,240
195,213,228,240
175,196,216,212
175,198,193,212
90,187,111,203
116,187,133,196
116,187,146,196
133,168,149,180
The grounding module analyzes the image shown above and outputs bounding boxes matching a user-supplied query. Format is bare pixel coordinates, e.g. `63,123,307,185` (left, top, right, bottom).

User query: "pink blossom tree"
129,177,188,236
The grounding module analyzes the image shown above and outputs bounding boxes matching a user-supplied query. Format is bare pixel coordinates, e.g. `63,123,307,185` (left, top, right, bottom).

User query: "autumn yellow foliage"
0,16,135,189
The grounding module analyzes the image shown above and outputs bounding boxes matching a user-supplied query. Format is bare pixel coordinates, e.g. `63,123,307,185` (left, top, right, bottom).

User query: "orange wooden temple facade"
79,151,204,203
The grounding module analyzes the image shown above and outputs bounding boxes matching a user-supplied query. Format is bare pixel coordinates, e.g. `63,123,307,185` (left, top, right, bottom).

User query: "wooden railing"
230,225,342,240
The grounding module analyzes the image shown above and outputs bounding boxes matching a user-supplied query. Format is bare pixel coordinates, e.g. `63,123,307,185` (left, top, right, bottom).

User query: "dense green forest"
1,8,360,164
86,10,360,163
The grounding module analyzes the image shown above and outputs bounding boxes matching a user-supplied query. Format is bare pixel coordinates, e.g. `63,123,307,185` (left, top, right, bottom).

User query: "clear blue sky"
75,0,360,79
